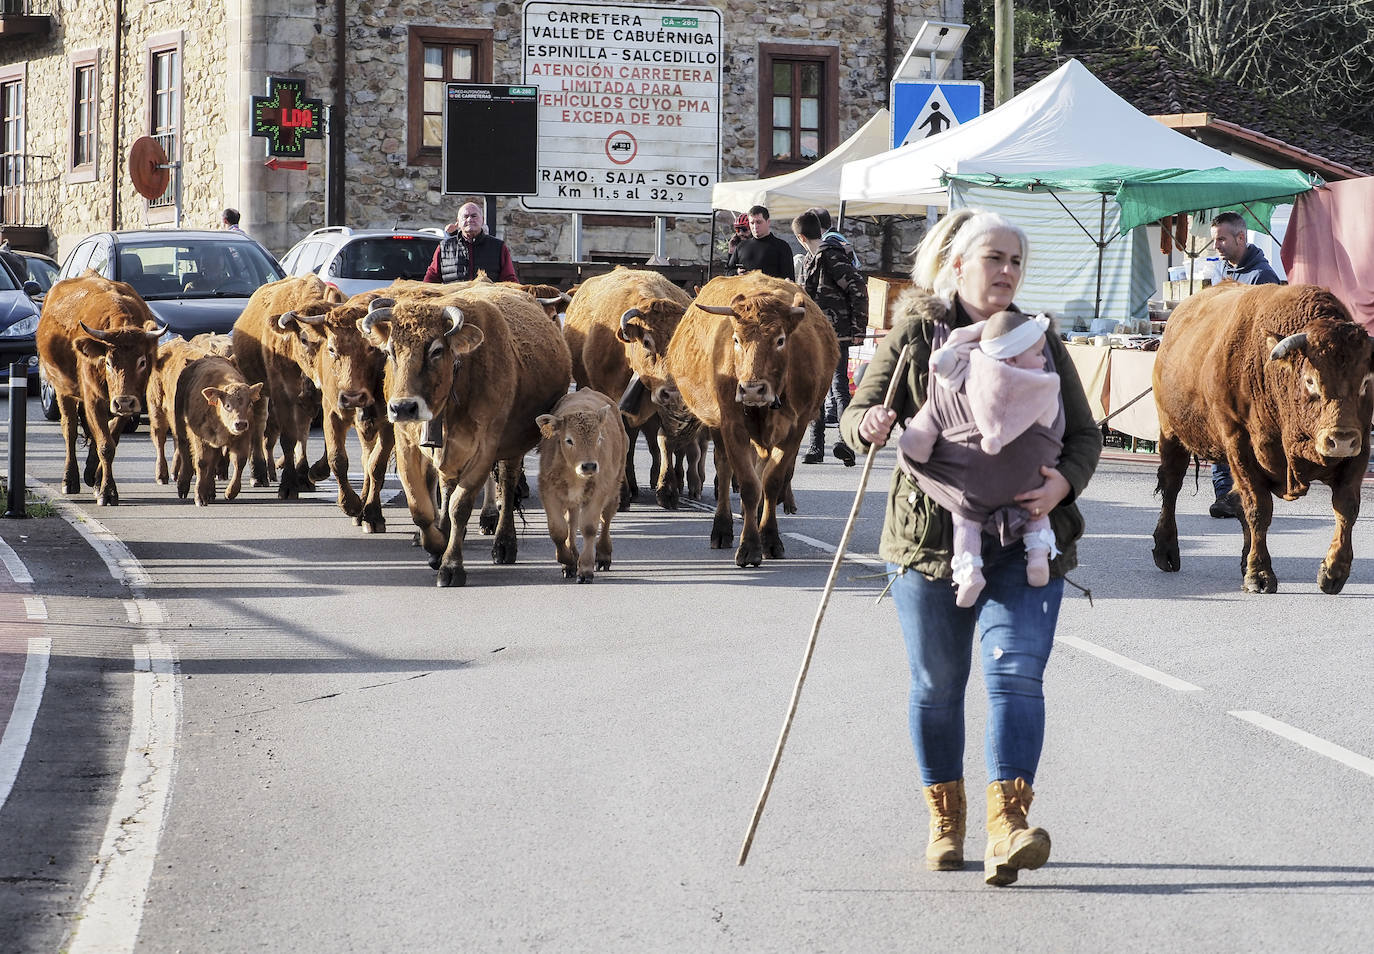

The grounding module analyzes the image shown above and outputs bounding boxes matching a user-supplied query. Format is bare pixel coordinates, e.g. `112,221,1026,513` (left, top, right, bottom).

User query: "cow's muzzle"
576,461,599,477
339,390,371,410
736,380,775,407
110,395,142,416
388,397,433,423
229,419,250,435
1316,427,1362,459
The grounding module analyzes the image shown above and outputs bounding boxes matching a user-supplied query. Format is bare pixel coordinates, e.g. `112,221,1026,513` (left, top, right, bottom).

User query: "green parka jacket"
838,290,1101,580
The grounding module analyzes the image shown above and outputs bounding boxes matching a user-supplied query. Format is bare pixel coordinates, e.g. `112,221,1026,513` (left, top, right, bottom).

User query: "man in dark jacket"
725,205,794,281
1211,211,1280,285
794,210,866,465
423,201,519,283
1207,210,1280,517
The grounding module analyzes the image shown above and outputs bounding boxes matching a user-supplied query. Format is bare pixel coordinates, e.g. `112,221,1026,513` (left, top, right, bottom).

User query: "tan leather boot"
984,777,1051,886
922,779,966,871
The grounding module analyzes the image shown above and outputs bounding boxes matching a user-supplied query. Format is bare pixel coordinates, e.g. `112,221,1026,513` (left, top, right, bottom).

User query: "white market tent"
711,108,894,220
838,60,1282,322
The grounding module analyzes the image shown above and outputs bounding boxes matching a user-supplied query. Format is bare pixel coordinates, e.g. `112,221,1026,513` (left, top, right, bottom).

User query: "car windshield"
0,259,18,291
330,236,437,282
116,239,282,300
24,257,58,292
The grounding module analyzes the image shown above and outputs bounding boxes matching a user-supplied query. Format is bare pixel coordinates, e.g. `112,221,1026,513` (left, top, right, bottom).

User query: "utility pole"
994,0,1014,106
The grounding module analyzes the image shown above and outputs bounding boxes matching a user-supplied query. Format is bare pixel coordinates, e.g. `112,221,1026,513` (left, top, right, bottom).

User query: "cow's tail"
1151,453,1203,498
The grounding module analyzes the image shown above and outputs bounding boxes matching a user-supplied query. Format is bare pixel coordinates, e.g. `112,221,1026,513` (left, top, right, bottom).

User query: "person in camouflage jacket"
793,210,868,464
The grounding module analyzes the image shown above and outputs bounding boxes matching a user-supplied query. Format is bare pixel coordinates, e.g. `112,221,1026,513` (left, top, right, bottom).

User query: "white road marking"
0,638,51,811
1056,633,1204,693
20,478,180,953
1229,710,1374,779
783,532,886,568
67,643,180,954
0,535,33,584
23,596,45,620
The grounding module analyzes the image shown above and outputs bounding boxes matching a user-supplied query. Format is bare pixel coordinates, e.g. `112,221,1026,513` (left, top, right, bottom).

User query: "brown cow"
361,282,573,586
1152,282,1374,594
172,355,264,505
562,266,696,509
664,273,838,566
280,289,395,532
148,337,215,486
231,275,344,497
536,388,628,582
36,270,165,506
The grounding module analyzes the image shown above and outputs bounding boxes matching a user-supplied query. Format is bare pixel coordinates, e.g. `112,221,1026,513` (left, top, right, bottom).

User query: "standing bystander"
424,201,519,284
1206,211,1280,517
725,205,795,281
221,208,243,232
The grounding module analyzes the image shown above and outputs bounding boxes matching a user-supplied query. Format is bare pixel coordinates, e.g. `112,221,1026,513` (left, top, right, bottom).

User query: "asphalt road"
2,397,1373,953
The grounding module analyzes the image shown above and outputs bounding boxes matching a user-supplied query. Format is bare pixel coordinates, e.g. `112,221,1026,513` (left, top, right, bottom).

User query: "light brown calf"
172,355,264,505
537,389,628,582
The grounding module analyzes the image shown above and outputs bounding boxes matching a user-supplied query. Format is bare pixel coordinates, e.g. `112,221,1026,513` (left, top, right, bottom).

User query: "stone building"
0,1,946,266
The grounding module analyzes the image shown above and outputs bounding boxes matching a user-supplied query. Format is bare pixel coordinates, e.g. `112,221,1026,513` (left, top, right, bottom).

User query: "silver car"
280,227,444,297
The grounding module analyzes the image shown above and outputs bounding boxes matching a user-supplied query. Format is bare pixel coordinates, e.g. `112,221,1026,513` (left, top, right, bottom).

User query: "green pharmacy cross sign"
251,77,324,159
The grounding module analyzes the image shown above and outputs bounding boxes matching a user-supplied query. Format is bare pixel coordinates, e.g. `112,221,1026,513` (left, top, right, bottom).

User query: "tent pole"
709,211,719,280
1094,193,1107,321
837,200,847,233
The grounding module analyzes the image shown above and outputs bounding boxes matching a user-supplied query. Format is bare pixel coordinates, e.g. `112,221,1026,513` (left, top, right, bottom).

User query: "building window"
0,75,22,225
148,39,181,210
71,52,99,180
757,44,838,177
407,27,492,166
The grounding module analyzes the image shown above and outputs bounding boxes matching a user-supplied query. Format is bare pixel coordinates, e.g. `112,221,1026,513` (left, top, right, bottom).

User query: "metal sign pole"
5,364,28,519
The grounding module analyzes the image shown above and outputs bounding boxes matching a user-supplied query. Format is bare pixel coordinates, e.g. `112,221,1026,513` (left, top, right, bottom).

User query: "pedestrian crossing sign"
891,80,984,148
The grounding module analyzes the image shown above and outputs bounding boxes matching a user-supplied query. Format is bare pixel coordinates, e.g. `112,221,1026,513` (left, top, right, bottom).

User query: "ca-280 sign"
521,1,723,216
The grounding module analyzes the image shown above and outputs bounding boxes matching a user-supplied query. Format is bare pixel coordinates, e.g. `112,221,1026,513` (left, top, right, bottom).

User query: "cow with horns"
664,273,839,566
562,266,698,509
1152,282,1374,594
36,270,166,506
231,275,345,497
361,282,572,586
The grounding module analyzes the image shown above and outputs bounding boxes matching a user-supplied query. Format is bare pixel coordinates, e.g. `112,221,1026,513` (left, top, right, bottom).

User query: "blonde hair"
910,208,975,292
918,210,1030,302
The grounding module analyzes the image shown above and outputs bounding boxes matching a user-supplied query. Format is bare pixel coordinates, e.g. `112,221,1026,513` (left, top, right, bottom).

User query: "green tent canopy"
945,164,1318,235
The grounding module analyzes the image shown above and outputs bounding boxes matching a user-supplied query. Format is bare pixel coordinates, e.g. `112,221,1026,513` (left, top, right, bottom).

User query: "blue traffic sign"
891,81,984,148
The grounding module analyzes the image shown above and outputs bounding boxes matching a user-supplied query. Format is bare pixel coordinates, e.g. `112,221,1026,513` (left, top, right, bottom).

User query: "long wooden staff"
737,343,914,865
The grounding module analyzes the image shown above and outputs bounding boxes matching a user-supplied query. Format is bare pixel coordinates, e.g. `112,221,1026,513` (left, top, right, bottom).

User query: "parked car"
0,255,44,389
39,229,286,421
280,226,444,297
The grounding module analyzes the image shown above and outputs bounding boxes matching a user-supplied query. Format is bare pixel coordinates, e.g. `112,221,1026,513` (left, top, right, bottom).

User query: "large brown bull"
1152,282,1374,594
665,273,838,566
361,282,572,586
36,270,165,506
562,266,696,509
231,275,344,497
276,289,394,532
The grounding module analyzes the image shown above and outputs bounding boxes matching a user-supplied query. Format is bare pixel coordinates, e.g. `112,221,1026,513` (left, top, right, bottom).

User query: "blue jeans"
1212,459,1233,497
809,345,851,450
887,544,1062,787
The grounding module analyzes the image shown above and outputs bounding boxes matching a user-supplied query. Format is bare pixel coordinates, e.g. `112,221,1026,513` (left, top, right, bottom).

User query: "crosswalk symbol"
891,81,984,148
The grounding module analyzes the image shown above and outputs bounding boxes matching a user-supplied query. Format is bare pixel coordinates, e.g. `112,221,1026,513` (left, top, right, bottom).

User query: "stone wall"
281,0,944,267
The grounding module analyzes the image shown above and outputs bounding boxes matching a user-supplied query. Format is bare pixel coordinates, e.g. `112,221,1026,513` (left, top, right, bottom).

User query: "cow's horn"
443,305,465,335
368,297,395,313
620,307,643,331
145,322,168,340
696,304,736,316
536,295,563,307
360,308,392,334
1269,332,1308,361
79,321,116,342
790,306,806,318
277,311,298,329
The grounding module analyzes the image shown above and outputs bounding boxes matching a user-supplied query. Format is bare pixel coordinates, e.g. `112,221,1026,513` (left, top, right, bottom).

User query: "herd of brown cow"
35,266,840,586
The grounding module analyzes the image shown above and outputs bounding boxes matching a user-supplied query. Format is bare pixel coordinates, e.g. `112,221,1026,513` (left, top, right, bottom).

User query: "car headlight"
0,315,38,337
